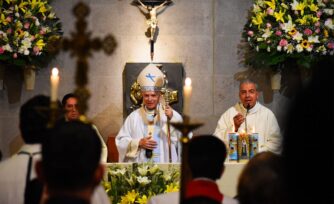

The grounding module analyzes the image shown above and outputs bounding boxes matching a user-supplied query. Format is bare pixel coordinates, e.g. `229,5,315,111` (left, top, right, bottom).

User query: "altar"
217,162,245,197
104,162,245,199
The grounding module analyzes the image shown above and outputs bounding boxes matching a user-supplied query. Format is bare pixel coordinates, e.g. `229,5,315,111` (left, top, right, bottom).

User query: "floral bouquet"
241,0,334,70
0,0,62,68
103,163,180,204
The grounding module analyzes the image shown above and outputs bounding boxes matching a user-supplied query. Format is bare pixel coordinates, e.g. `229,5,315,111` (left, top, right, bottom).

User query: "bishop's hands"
164,105,173,120
139,136,157,150
233,113,245,132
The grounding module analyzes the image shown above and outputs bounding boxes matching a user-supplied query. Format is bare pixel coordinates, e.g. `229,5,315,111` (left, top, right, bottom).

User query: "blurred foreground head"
37,121,103,194
237,151,283,204
188,135,227,180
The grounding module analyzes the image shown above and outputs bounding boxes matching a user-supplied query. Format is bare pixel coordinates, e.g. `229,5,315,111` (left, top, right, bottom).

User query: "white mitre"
137,63,164,92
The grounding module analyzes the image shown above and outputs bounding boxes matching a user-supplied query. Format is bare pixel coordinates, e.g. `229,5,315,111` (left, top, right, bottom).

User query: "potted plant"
240,0,334,96
0,0,62,98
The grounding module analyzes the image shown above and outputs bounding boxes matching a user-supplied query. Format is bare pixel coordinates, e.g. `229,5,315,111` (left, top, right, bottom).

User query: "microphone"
145,132,153,158
246,103,251,112
245,104,250,133
146,149,153,158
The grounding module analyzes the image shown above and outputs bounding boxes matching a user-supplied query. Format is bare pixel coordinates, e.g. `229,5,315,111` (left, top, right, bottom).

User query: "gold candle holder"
171,115,203,204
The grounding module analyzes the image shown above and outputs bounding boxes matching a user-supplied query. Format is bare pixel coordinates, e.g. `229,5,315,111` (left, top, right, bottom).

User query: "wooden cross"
60,2,117,119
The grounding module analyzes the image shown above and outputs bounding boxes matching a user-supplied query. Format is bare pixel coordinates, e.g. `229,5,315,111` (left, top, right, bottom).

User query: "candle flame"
52,67,59,76
185,77,191,86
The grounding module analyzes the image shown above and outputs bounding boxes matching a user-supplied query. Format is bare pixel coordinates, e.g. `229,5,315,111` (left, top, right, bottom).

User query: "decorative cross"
59,2,117,119
145,73,156,82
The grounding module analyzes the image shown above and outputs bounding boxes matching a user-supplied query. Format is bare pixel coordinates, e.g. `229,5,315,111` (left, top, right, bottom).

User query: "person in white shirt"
214,79,281,154
0,95,110,204
116,64,182,163
0,95,53,204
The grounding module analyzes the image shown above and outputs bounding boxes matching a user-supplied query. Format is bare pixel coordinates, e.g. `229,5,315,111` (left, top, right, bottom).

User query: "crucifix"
134,0,172,61
54,2,117,121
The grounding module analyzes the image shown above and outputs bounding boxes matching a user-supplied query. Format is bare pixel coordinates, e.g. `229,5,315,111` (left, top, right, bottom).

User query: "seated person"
147,135,238,204
214,79,281,154
61,93,108,163
36,121,105,204
116,64,182,163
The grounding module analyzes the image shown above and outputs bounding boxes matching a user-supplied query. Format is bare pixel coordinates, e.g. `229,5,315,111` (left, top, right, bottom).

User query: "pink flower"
266,23,272,28
275,30,282,36
33,46,40,55
6,28,12,34
315,21,320,27
39,27,46,35
247,30,254,36
267,8,274,15
0,47,4,54
24,22,30,29
316,11,322,18
304,28,313,36
327,42,334,49
6,16,12,22
30,35,35,41
315,28,320,33
279,39,288,47
13,53,17,58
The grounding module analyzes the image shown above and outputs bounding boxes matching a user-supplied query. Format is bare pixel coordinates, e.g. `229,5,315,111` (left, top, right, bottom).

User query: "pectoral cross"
55,2,117,118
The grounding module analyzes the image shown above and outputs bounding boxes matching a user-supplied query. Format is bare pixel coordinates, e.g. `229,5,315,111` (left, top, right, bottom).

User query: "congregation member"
116,64,182,163
236,151,284,204
0,95,57,204
214,79,281,154
147,135,238,204
61,93,108,163
36,121,105,204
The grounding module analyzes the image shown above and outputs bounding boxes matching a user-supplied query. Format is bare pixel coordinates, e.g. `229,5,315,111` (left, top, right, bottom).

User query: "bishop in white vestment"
116,64,182,163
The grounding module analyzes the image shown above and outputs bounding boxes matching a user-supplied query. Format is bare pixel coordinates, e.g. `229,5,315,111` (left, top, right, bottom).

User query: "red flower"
304,28,313,36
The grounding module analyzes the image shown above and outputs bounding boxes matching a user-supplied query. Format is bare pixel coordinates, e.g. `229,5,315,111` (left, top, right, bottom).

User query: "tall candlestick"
50,67,59,102
183,77,192,116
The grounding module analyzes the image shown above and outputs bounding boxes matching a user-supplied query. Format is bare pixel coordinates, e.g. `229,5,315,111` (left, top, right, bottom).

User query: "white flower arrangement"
103,163,180,204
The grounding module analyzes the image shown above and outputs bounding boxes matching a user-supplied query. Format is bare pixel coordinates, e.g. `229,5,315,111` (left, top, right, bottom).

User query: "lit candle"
251,126,256,134
228,131,239,162
183,77,192,116
50,67,59,102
